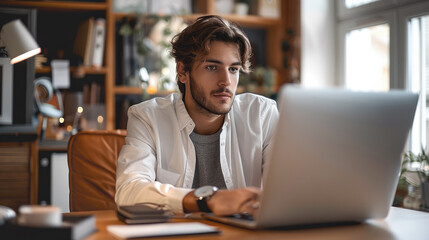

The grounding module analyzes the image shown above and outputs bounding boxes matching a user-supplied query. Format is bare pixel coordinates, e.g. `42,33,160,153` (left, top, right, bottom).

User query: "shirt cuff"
168,187,193,214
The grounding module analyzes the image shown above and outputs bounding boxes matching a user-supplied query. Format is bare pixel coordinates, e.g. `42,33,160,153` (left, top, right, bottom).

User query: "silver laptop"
204,85,419,229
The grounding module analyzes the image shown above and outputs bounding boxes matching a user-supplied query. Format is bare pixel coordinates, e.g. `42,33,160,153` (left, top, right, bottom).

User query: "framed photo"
0,57,13,124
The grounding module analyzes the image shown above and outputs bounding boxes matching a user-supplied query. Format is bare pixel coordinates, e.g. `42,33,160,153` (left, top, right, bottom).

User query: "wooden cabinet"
0,0,300,131
0,127,38,212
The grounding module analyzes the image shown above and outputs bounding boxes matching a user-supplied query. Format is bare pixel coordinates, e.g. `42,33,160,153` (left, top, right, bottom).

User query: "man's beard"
189,74,234,115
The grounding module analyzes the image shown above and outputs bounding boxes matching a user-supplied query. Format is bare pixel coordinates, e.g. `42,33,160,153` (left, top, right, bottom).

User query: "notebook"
204,85,419,229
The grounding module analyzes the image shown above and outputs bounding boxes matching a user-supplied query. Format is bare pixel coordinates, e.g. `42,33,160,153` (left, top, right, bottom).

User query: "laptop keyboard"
228,213,254,221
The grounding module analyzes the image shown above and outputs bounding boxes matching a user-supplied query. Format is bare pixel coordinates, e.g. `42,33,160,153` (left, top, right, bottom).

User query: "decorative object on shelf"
235,2,250,16
215,0,234,14
113,0,149,14
33,77,63,140
0,19,41,64
257,0,280,18
396,147,429,211
113,0,191,15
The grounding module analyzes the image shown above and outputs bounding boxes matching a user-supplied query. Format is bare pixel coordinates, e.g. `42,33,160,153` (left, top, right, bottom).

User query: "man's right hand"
183,187,260,216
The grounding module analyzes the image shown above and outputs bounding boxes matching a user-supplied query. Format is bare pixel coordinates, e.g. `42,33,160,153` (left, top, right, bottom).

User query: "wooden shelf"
114,86,143,95
36,66,107,75
114,86,175,96
185,14,281,28
112,12,281,28
0,1,107,11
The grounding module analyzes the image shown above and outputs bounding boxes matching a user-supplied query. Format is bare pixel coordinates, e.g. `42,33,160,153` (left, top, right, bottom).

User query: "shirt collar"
174,93,232,131
174,93,195,131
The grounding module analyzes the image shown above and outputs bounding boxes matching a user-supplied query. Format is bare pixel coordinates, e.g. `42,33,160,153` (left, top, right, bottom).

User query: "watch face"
194,185,218,198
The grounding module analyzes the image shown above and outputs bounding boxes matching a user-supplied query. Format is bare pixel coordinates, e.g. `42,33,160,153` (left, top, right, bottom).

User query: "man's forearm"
182,190,199,213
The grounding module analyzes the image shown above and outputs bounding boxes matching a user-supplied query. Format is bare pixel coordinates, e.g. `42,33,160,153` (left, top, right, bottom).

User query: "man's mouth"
212,88,233,99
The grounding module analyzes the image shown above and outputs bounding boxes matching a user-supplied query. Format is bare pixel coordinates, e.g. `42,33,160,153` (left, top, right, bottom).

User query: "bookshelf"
0,0,300,131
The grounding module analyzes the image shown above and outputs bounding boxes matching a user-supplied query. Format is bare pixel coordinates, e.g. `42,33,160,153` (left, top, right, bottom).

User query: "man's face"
183,41,241,116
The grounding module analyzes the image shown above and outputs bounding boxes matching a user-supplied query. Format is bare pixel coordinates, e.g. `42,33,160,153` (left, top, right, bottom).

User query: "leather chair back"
67,130,126,212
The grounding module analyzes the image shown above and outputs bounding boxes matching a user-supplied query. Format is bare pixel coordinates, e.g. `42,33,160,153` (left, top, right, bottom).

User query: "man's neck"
189,111,225,135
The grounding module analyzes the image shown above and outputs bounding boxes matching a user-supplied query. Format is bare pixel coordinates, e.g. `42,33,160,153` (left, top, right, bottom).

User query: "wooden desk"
68,207,429,240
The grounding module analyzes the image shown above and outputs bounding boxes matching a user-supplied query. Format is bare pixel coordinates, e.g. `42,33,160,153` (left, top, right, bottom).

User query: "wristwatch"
194,185,218,212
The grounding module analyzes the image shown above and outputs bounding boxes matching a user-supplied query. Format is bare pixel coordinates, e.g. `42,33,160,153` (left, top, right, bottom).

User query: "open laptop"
204,85,419,229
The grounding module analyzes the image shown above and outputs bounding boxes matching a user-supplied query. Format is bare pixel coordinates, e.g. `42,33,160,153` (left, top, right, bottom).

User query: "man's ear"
177,62,188,84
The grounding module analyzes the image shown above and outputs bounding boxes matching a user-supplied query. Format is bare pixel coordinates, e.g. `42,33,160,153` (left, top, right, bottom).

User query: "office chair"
67,130,126,212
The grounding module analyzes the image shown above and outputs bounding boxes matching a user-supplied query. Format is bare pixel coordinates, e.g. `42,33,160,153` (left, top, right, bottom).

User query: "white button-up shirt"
115,93,279,213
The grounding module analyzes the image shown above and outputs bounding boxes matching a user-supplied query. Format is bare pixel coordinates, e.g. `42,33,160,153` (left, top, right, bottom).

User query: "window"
345,23,389,91
337,0,429,151
337,11,395,89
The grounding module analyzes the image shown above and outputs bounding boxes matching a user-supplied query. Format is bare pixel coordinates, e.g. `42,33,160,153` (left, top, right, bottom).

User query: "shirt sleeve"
115,106,192,214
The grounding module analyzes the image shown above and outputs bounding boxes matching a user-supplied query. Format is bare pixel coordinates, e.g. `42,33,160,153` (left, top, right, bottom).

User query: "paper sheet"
51,59,70,89
107,222,220,239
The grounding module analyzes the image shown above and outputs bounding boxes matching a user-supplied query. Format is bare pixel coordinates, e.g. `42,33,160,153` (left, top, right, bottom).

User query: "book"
90,18,106,68
0,214,96,240
73,17,94,66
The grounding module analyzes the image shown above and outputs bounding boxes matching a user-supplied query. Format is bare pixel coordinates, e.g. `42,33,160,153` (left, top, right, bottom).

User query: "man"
115,15,279,217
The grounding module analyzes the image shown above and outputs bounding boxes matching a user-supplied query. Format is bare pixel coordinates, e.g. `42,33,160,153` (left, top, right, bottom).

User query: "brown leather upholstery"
67,130,126,212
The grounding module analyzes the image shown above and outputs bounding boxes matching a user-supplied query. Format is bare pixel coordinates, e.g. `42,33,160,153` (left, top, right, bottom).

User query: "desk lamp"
0,19,41,64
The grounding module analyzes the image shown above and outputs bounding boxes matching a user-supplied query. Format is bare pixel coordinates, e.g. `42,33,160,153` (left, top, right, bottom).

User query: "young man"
115,15,279,216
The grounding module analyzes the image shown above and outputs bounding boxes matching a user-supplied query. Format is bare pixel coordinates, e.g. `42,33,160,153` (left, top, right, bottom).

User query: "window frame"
337,10,397,88
337,0,395,21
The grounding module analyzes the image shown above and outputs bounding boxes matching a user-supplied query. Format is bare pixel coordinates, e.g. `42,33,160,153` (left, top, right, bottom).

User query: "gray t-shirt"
190,129,227,189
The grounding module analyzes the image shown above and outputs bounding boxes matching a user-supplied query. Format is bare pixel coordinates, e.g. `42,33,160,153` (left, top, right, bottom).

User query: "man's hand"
183,187,260,216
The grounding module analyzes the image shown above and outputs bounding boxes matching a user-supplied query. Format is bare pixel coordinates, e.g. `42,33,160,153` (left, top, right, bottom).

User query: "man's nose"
218,68,232,87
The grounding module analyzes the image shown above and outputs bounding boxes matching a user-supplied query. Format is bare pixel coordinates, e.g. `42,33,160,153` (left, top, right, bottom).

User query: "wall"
301,0,336,87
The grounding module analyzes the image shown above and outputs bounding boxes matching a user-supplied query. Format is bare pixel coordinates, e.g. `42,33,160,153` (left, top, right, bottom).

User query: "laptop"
204,85,419,229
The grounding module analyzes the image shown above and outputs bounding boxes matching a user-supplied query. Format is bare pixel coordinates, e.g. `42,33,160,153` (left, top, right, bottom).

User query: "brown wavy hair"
170,15,252,96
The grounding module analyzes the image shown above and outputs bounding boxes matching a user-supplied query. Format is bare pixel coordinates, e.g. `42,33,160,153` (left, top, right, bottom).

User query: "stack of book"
35,54,48,68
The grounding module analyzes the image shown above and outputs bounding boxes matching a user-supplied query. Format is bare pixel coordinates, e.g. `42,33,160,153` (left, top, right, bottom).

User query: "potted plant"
397,148,429,210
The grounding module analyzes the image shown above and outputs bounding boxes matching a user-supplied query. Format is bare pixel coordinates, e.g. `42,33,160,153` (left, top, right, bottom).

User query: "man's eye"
229,67,239,73
206,65,217,71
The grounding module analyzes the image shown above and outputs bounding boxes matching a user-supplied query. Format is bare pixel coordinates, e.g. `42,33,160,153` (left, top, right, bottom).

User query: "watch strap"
196,197,212,212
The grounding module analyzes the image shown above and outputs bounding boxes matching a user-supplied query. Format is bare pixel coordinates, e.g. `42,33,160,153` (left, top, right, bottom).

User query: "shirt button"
226,179,231,184
220,142,225,146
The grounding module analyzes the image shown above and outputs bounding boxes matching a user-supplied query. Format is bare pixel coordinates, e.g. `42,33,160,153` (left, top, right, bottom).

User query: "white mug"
18,205,62,227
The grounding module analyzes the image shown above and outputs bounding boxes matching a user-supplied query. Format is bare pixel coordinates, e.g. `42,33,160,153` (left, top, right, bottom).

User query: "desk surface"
68,207,429,240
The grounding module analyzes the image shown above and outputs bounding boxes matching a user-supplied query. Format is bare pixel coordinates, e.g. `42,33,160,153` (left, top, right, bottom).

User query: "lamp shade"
1,19,41,64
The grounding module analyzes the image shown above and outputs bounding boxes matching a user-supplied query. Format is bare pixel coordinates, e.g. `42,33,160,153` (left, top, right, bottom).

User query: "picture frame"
0,57,13,124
